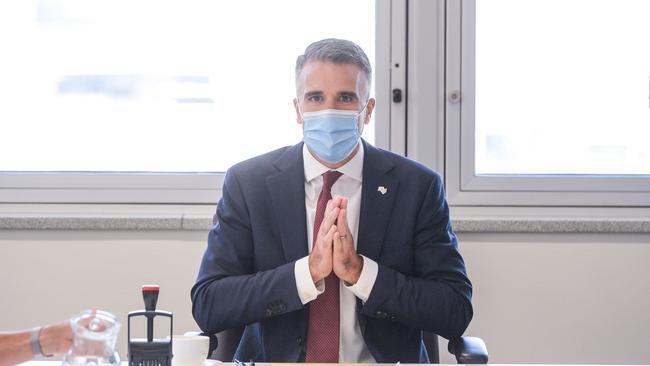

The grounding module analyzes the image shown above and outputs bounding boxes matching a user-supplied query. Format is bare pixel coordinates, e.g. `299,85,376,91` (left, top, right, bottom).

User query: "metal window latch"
392,88,403,103
448,90,461,103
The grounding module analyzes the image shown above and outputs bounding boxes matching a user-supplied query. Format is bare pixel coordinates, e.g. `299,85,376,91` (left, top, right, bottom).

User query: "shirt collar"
303,142,364,183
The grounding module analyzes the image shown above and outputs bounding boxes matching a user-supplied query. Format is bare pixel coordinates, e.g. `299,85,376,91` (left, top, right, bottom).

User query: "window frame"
0,172,223,203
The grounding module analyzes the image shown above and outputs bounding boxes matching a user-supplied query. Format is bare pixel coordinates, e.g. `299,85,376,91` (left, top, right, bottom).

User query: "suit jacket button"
389,313,398,321
266,309,273,317
375,310,388,319
296,337,303,345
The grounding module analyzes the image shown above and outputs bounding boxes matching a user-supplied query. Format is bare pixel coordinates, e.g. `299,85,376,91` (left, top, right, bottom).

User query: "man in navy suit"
191,38,472,363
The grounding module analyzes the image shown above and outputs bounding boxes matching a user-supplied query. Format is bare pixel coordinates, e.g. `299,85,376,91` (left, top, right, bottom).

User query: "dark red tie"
306,170,343,363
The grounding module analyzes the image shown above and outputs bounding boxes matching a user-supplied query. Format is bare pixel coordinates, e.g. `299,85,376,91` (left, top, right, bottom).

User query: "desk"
18,362,650,366
20,362,446,366
17,363,440,366
21,361,448,366
18,362,471,366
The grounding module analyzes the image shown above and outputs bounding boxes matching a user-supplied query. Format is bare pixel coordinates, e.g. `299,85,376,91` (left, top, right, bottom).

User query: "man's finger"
331,195,343,208
319,206,340,236
324,198,334,215
316,226,336,255
339,197,348,210
337,208,351,240
323,197,339,222
322,225,337,249
316,220,336,248
333,231,345,254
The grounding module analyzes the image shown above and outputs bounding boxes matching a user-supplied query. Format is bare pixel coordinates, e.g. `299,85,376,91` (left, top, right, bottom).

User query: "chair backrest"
209,326,441,363
210,326,244,361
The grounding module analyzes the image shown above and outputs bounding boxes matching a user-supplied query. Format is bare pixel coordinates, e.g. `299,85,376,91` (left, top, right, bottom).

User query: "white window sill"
0,204,649,233
450,206,650,233
0,204,215,231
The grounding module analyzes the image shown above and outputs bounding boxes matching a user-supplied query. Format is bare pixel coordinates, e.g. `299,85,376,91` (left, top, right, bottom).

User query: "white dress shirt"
294,143,379,363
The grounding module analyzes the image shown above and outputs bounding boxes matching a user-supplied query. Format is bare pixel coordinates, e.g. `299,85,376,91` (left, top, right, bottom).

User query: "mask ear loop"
357,100,370,116
296,96,306,123
357,99,370,134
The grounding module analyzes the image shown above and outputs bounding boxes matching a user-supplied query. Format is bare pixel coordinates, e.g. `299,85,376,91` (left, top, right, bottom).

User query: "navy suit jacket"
191,140,472,363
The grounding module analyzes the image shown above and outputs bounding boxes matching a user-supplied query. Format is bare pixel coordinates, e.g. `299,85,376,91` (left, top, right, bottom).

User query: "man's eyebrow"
303,91,323,99
339,91,359,99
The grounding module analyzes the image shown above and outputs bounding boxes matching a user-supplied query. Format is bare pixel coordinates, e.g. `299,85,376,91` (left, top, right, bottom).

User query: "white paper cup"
172,335,209,366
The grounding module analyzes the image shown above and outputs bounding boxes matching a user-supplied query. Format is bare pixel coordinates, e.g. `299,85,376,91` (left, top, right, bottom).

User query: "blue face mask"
301,107,366,164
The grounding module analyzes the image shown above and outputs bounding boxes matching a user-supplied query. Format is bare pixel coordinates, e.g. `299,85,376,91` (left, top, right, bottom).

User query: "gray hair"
295,38,372,99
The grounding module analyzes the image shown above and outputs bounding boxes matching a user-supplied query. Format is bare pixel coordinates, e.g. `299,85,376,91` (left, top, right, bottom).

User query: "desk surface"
18,361,650,366
20,362,448,366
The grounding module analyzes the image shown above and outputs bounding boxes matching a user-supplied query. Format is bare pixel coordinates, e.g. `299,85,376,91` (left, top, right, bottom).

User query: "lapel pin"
377,186,388,195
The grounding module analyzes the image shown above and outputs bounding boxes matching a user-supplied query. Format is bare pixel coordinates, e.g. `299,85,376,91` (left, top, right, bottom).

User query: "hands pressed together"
308,196,364,285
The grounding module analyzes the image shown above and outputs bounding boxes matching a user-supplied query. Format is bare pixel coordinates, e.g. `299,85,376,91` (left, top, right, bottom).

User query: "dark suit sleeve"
360,174,473,339
191,168,304,334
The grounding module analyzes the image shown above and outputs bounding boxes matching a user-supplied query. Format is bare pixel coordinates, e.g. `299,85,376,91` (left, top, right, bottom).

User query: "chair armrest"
183,331,218,358
448,336,488,364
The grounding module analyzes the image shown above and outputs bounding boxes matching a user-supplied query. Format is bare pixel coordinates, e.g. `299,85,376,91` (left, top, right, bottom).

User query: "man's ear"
293,97,303,124
364,98,376,124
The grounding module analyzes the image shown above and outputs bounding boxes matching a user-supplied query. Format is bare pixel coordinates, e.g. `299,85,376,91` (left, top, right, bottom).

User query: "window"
443,0,650,207
10,0,642,209
0,0,386,203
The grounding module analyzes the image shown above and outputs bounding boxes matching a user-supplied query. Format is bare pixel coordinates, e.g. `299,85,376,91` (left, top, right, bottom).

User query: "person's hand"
332,197,364,285
39,320,73,355
308,197,343,283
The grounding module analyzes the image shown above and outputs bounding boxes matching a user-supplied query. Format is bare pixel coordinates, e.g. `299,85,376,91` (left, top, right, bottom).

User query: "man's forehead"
298,60,367,93
301,60,363,81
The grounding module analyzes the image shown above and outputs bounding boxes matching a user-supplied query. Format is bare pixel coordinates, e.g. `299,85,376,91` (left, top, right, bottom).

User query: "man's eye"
339,95,354,103
307,96,323,102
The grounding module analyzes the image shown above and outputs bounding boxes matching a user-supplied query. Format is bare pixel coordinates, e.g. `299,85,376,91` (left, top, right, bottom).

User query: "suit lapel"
266,143,309,263
357,140,398,262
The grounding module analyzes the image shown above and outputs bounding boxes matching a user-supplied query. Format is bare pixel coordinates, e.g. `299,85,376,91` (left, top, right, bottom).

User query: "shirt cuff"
343,255,378,302
294,256,325,305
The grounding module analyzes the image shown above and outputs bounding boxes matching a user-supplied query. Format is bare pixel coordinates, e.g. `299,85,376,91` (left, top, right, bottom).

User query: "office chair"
195,326,488,364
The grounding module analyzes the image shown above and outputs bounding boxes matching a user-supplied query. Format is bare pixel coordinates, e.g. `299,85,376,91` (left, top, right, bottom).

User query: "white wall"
1,230,649,364
450,232,650,364
0,230,207,360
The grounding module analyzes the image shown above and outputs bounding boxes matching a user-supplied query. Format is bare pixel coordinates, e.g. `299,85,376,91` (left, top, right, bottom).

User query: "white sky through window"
475,0,650,175
0,0,375,172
